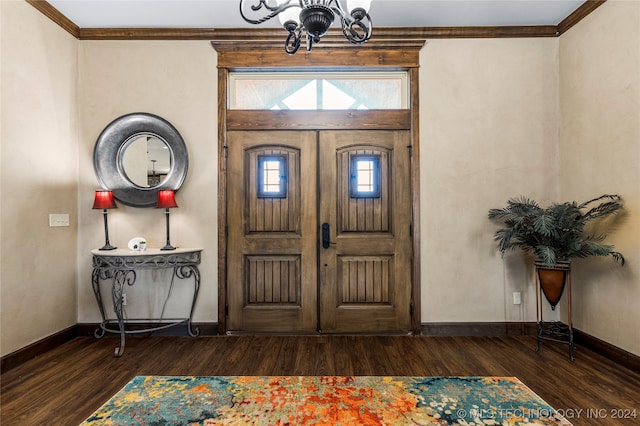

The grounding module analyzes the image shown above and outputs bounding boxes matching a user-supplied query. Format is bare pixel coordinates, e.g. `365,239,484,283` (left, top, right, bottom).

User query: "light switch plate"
49,213,70,227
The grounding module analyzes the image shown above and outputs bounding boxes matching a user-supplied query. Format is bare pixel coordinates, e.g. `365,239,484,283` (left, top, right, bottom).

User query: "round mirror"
121,135,172,188
94,113,188,207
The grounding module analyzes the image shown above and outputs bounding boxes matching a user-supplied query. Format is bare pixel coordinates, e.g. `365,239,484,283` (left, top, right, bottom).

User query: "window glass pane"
323,80,357,109
258,155,287,198
350,155,380,198
282,81,317,110
356,160,375,193
230,72,408,110
263,162,281,193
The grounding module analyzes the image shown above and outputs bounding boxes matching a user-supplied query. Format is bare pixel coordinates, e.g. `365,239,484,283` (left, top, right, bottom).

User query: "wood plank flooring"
1,335,639,425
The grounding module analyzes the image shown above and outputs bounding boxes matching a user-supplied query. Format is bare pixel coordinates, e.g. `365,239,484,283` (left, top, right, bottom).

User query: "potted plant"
488,194,625,309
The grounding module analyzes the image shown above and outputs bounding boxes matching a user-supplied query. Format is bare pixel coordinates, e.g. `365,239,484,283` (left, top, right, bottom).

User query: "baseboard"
1,323,220,374
4,322,638,374
422,322,640,374
76,322,222,337
1,325,79,373
421,322,537,336
574,328,640,374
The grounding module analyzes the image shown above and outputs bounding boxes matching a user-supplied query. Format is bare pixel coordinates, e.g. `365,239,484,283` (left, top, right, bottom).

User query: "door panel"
319,131,412,333
227,131,317,332
227,130,411,333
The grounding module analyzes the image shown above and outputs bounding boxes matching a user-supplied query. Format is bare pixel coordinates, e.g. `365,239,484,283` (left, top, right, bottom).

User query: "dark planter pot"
535,260,570,310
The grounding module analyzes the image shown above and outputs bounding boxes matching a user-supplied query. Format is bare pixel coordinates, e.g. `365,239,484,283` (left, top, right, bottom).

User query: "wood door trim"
217,68,229,335
217,50,421,334
227,110,411,131
409,67,421,334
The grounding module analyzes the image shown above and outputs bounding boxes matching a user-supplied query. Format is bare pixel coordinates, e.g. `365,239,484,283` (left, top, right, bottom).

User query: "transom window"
257,155,287,198
230,71,408,110
350,155,380,198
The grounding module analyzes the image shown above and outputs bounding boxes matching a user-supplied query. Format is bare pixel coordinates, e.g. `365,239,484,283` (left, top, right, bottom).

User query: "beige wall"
1,0,78,356
559,0,640,355
3,0,639,358
77,41,218,323
420,38,560,324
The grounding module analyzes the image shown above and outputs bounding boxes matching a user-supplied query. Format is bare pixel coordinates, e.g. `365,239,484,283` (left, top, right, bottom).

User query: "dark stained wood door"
319,131,412,333
226,130,412,333
226,131,318,332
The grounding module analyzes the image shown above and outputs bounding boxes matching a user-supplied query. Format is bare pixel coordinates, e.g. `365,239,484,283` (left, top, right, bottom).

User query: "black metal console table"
91,248,202,357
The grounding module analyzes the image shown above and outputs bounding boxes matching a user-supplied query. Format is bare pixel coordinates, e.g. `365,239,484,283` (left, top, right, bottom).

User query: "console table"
91,248,202,357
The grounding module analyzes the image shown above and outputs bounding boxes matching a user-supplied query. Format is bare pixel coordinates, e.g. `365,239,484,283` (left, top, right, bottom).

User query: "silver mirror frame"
94,113,188,207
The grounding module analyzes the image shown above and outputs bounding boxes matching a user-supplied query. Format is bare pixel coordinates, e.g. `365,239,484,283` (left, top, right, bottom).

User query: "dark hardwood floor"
1,335,639,425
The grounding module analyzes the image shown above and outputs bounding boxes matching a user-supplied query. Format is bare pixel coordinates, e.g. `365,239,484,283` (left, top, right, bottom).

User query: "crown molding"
78,25,560,41
26,0,79,38
28,0,607,41
557,0,607,35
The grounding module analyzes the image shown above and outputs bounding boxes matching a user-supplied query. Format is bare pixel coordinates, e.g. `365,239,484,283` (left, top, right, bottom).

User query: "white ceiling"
48,0,586,29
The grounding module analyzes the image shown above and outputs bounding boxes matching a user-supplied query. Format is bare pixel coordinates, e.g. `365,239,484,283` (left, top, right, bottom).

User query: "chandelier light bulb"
347,0,371,19
278,5,302,29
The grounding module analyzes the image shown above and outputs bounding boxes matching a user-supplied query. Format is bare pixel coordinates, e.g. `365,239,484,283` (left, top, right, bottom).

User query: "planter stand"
535,261,576,360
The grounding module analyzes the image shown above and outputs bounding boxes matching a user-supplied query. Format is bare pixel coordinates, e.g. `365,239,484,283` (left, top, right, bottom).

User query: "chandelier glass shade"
239,0,373,54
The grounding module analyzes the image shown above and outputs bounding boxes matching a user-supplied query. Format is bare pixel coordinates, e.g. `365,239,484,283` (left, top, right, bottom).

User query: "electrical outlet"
513,292,521,305
122,293,127,306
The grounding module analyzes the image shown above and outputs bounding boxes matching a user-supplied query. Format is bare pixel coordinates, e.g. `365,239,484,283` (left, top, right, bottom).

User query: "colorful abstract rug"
81,376,571,425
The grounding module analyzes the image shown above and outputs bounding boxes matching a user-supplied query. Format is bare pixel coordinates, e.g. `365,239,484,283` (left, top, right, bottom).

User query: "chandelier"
239,0,373,55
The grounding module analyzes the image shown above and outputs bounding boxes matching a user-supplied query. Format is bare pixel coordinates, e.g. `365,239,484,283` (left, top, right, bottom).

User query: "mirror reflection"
121,135,172,188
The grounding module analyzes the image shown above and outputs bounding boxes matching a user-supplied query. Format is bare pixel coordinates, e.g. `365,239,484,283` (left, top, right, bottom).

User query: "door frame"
212,41,425,335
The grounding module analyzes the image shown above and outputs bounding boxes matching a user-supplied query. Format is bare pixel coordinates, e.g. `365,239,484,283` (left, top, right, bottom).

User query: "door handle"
321,223,331,249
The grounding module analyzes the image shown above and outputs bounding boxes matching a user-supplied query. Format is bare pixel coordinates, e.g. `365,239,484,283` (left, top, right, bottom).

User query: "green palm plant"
488,194,625,267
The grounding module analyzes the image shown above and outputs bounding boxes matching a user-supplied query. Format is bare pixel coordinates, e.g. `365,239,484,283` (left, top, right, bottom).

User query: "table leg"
536,322,543,352
568,328,575,361
176,265,201,337
111,270,136,357
91,268,108,338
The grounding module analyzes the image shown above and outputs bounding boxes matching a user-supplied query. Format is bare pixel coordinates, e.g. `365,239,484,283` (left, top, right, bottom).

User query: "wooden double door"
226,130,412,333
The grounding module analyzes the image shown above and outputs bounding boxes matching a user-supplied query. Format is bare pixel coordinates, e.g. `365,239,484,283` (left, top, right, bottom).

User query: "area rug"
81,376,571,425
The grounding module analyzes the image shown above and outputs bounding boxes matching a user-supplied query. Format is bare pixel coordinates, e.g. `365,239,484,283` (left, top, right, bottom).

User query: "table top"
91,248,203,269
91,248,202,257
